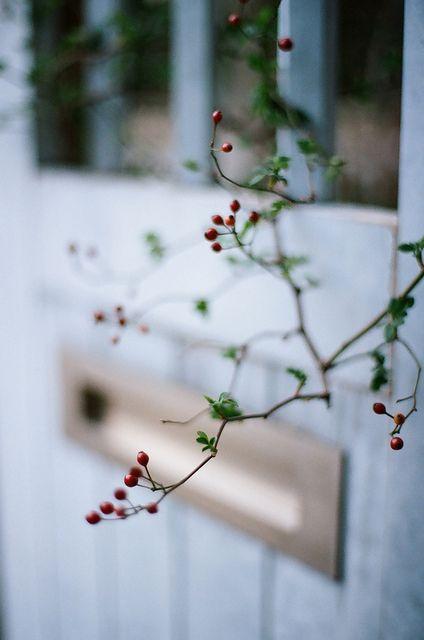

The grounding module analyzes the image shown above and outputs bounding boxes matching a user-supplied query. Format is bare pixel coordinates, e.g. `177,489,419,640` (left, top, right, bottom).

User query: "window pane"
31,0,171,173
336,0,403,208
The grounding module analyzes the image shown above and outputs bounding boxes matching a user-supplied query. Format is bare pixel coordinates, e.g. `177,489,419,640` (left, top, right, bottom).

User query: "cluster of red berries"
85,451,158,524
204,195,261,253
92,305,149,345
373,402,406,450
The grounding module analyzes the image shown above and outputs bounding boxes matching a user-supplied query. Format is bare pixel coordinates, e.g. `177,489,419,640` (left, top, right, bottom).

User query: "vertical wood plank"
379,2,424,637
171,0,213,182
277,0,338,199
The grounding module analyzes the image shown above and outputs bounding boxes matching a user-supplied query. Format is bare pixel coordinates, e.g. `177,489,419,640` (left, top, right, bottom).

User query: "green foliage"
260,200,292,221
143,232,165,261
279,255,309,278
194,299,209,317
249,155,291,188
384,295,415,342
286,367,308,386
325,156,345,181
196,431,216,453
182,159,200,172
204,393,242,420
398,237,424,261
370,350,389,391
222,346,239,360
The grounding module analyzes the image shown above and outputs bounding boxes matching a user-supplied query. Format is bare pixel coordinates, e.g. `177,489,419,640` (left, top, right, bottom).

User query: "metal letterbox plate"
62,348,343,578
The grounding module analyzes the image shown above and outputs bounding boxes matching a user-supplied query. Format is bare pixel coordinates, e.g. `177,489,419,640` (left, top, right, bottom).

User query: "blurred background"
1,1,423,639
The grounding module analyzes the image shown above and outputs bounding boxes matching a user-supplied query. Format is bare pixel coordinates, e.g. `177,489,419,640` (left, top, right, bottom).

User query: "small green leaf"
182,159,200,172
143,232,165,261
370,349,390,391
194,299,209,317
222,346,238,360
286,367,308,385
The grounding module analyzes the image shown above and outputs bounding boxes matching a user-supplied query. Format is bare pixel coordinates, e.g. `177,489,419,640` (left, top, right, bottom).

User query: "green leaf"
222,346,238,360
194,299,209,317
325,156,345,181
204,393,242,420
143,232,165,261
182,159,200,172
286,367,308,385
370,349,390,391
297,138,320,156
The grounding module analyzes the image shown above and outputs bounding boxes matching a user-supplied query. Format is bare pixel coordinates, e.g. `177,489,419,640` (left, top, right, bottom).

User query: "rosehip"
211,242,222,252
115,506,127,518
99,501,114,515
278,37,294,52
137,451,149,466
373,402,386,415
212,110,223,124
249,211,260,224
94,311,105,323
230,200,240,213
115,305,124,314
212,215,224,225
138,323,149,333
146,502,158,514
225,215,235,227
85,511,101,525
118,317,127,327
114,488,127,500
393,413,406,426
204,227,219,241
124,474,138,487
129,466,143,478
228,13,241,26
390,436,404,450
221,143,233,153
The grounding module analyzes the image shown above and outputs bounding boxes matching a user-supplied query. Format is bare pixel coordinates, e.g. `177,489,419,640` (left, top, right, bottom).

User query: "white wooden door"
0,2,423,640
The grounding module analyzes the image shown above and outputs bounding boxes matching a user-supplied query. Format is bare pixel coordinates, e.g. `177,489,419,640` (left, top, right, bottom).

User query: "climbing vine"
2,1,418,524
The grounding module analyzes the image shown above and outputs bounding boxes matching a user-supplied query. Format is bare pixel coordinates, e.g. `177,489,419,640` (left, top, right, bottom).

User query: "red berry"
228,13,241,26
393,413,406,426
115,305,124,314
137,451,149,466
99,501,114,515
128,466,143,478
85,511,101,525
278,37,294,52
211,215,224,225
146,502,158,514
221,143,233,153
373,402,386,415
211,242,222,253
204,227,219,241
124,474,138,487
94,310,105,323
118,317,127,327
249,211,260,224
138,323,149,333
114,488,127,500
111,335,120,345
230,200,240,213
115,506,127,518
390,436,404,450
212,110,223,124
225,215,235,227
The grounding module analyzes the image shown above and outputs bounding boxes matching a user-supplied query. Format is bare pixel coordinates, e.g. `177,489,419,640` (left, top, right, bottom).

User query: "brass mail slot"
62,348,343,578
